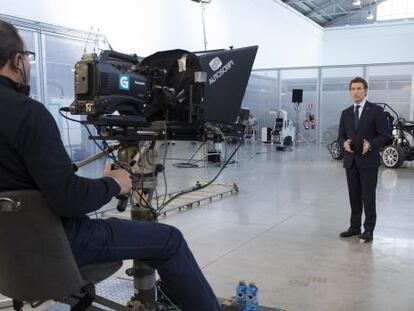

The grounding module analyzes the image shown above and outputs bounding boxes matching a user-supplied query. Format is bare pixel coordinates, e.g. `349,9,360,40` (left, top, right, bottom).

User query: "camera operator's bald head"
0,20,30,85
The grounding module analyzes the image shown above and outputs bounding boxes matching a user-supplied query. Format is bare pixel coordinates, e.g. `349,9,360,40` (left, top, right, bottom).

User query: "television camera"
68,46,258,142
64,46,258,310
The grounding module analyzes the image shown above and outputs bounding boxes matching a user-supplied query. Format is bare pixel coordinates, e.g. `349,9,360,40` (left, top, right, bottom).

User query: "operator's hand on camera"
104,162,132,195
362,139,371,155
343,139,354,153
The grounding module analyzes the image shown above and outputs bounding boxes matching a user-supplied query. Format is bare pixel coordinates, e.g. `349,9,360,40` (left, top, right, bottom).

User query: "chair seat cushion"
79,261,123,285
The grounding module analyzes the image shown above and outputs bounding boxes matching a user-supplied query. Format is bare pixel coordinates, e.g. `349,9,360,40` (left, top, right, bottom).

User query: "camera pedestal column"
118,142,163,311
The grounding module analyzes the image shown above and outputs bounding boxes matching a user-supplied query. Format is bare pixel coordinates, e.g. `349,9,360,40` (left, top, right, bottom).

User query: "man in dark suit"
337,77,390,242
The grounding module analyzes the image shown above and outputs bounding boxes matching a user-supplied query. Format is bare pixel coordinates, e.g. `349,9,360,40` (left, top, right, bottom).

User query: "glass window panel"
320,67,363,143
366,64,414,121
43,34,95,161
280,69,319,143
18,29,41,102
242,70,278,131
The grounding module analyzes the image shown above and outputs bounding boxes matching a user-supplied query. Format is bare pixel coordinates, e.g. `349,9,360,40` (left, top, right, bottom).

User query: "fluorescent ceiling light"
352,0,361,6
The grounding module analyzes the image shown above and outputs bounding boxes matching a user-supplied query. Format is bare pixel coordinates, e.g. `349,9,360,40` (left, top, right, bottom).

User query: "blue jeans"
64,215,221,311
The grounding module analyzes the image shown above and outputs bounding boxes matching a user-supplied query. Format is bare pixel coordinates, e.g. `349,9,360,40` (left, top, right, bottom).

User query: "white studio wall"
3,1,413,69
0,0,205,56
0,0,324,68
204,0,323,68
323,21,414,66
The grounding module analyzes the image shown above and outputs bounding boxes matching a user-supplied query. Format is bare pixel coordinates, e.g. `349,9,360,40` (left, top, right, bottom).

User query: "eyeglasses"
14,50,36,62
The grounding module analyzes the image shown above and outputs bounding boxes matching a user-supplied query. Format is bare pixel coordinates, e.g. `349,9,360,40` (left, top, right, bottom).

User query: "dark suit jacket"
338,101,390,169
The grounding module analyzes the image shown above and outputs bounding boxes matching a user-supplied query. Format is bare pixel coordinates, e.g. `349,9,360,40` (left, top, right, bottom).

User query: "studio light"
352,0,361,7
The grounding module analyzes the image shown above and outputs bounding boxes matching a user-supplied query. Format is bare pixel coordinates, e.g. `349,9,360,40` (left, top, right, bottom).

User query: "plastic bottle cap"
239,280,246,285
249,282,256,286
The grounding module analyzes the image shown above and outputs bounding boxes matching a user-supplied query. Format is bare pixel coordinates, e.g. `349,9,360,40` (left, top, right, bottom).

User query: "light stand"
191,0,212,51
234,140,256,163
293,101,309,144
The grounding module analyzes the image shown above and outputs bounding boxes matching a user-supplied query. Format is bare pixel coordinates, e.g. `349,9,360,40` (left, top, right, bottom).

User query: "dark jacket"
0,75,120,218
338,101,390,169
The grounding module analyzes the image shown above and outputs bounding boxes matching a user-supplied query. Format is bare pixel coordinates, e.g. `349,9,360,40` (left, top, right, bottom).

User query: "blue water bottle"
245,282,259,311
235,280,247,308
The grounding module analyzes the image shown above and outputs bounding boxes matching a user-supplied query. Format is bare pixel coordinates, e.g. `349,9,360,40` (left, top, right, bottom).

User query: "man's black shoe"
358,231,373,242
339,228,361,238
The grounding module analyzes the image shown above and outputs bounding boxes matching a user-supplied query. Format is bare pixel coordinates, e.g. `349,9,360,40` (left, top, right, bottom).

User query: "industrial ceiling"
276,0,404,27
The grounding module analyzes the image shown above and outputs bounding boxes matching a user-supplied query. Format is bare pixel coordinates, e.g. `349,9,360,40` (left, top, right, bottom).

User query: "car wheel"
382,145,405,168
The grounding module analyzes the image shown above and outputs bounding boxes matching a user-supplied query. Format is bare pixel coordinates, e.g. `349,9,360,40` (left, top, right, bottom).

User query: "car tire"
382,145,405,168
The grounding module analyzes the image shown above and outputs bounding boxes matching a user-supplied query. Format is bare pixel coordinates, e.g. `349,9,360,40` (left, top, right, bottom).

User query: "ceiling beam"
305,0,349,17
278,0,326,19
284,0,315,3
322,0,387,26
313,11,364,17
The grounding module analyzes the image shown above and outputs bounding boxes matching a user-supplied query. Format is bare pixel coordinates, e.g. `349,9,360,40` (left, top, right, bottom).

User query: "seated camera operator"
0,20,221,311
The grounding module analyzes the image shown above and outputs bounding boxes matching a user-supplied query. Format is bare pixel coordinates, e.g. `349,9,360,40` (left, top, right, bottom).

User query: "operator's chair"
0,190,124,311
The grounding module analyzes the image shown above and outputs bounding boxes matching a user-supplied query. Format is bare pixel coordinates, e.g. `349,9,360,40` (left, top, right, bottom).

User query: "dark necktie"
354,105,360,129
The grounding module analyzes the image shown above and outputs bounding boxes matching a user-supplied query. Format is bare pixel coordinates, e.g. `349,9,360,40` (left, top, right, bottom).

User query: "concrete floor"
2,142,414,311
151,142,414,311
